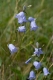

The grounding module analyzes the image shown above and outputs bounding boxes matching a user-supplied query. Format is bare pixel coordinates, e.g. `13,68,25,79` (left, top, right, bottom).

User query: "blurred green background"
0,0,53,80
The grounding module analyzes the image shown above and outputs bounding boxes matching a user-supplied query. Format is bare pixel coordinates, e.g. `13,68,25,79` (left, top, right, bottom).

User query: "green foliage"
0,0,53,80
0,58,2,67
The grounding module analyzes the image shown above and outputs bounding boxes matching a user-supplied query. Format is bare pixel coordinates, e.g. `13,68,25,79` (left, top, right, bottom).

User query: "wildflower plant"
14,5,51,80
0,0,53,80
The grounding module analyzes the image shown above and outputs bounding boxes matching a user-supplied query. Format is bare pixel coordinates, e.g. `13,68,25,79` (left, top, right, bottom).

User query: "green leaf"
37,73,44,80
12,67,23,80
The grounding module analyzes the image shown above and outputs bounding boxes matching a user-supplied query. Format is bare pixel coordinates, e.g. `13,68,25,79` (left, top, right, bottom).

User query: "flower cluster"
25,47,50,80
15,11,38,32
7,7,50,80
28,67,50,80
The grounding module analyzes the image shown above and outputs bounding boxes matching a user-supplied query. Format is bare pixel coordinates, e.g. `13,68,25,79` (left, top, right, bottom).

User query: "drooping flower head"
17,26,26,32
15,11,27,24
29,70,36,80
33,61,41,70
28,17,35,22
30,20,38,31
8,44,18,54
43,67,50,76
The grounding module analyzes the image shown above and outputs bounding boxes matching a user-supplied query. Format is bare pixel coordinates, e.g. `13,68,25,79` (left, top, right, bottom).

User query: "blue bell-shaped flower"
17,26,26,32
43,67,50,76
30,20,38,31
8,44,18,54
29,70,36,80
15,11,27,24
28,17,35,22
33,61,41,70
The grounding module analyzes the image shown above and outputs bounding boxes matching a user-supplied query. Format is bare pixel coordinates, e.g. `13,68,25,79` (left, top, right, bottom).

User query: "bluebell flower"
15,11,27,24
43,67,50,76
30,20,38,31
28,17,35,22
34,48,43,57
34,48,38,55
17,26,26,32
8,44,18,54
33,61,41,70
29,70,36,80
38,48,43,54
25,58,32,64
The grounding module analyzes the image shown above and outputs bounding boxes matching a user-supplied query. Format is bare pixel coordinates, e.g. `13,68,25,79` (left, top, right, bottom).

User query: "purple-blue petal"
29,70,36,80
43,67,50,76
33,61,41,70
